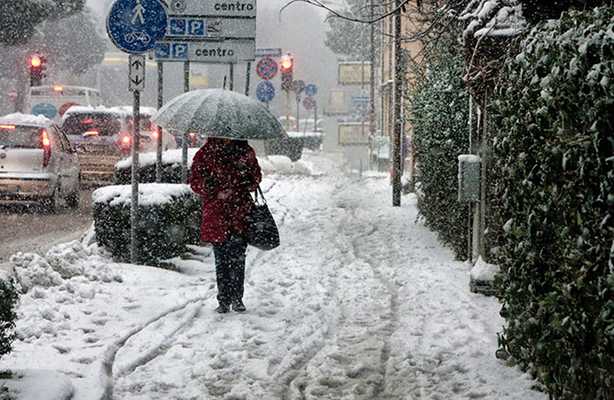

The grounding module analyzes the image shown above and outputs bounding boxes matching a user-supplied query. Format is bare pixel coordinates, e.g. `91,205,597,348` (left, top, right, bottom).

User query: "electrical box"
458,154,481,202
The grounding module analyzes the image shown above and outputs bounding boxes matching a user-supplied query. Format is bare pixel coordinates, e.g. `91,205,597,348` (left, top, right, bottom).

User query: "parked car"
61,106,128,186
111,106,177,152
0,113,80,210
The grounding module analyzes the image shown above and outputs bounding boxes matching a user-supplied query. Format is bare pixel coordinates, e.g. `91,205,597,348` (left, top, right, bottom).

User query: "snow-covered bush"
410,29,470,260
0,278,18,358
92,184,201,265
489,7,614,398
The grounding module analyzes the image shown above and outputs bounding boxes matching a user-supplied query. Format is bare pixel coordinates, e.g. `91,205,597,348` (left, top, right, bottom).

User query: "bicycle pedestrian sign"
256,57,278,80
107,0,168,54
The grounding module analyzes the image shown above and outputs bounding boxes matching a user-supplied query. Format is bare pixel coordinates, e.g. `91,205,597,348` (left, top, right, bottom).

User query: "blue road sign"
305,84,318,97
107,0,167,54
32,103,58,119
256,81,276,103
168,17,208,38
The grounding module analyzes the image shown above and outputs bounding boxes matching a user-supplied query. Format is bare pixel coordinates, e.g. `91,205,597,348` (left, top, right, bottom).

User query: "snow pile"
92,183,193,206
0,113,51,127
260,155,317,176
470,256,501,282
460,0,526,40
0,370,74,400
11,241,122,293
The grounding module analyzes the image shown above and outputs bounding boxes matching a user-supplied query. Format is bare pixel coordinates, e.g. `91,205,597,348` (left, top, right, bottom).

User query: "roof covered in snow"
460,0,526,41
0,113,52,127
62,106,122,122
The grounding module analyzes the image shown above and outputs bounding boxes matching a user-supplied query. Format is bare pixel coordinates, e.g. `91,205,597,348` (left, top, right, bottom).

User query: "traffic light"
280,53,294,92
29,54,47,87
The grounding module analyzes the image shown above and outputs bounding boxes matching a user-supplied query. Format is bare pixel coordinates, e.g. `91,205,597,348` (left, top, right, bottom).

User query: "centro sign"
170,0,256,17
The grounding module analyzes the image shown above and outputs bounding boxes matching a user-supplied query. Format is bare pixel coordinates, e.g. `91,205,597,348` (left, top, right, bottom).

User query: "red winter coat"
189,139,262,244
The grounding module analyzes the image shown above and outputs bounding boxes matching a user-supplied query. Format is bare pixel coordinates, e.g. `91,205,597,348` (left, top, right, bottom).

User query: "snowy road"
0,190,93,263
2,153,545,400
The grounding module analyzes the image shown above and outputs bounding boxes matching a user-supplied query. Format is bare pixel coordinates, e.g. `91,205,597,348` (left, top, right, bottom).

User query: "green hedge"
410,31,470,260
93,186,201,265
489,7,614,398
0,279,17,358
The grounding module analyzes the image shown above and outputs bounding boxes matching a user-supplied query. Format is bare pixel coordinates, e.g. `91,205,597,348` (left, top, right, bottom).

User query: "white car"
0,113,80,211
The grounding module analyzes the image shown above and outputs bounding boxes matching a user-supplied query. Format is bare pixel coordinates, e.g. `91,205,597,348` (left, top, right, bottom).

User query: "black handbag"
246,186,280,250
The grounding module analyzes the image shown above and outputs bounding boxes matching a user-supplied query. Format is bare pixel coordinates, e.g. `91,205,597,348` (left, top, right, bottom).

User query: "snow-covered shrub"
92,184,201,265
489,7,614,398
0,278,18,358
410,29,470,260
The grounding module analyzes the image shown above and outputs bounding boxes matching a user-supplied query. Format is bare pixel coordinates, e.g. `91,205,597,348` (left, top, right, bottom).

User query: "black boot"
232,299,246,313
215,303,230,314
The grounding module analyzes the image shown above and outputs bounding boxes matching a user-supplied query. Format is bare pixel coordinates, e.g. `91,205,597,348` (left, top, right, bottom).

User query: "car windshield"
0,125,42,149
62,113,121,137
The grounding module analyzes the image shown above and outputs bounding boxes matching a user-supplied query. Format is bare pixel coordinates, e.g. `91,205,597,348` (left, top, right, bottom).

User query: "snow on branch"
459,0,526,41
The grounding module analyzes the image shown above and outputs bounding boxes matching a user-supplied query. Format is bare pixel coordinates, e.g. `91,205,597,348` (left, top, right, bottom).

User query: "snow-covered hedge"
410,30,470,260
489,7,614,398
92,184,201,265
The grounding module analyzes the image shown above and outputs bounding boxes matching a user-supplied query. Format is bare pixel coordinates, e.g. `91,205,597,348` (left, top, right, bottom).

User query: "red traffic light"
30,55,42,68
280,54,293,72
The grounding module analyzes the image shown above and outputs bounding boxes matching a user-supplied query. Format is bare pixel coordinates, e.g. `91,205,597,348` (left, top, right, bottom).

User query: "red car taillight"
40,129,51,167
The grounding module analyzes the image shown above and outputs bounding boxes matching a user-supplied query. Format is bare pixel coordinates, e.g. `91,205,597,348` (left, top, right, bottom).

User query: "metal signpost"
304,84,318,129
107,0,167,264
256,81,275,108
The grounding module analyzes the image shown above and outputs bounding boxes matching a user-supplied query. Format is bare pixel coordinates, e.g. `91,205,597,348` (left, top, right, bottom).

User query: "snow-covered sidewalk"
1,153,545,400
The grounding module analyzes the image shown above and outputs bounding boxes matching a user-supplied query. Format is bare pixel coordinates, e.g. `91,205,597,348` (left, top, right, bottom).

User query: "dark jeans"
213,235,248,306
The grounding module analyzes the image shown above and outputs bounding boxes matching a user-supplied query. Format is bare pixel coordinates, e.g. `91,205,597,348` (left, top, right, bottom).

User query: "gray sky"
88,0,338,114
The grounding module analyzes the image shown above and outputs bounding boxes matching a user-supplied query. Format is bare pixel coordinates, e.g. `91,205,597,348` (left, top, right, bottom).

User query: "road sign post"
107,0,167,264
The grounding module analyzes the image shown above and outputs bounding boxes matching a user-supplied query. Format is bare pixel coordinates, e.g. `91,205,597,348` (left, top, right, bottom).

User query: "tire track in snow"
99,296,208,400
114,301,203,378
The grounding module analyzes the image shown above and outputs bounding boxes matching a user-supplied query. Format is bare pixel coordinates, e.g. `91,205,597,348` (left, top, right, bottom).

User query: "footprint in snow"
72,356,95,365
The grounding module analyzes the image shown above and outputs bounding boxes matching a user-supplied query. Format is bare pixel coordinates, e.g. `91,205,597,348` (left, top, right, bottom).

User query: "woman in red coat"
189,138,262,313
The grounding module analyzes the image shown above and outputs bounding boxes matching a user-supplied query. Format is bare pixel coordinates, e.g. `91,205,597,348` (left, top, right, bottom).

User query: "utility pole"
369,0,376,145
392,0,402,207
182,61,190,183
156,62,163,183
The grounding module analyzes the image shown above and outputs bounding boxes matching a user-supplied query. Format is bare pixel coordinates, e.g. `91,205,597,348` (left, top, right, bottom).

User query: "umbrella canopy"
152,89,285,140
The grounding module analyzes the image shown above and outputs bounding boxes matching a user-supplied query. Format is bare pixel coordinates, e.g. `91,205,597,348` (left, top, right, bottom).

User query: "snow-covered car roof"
61,106,123,122
0,113,52,128
110,106,158,118
460,0,526,41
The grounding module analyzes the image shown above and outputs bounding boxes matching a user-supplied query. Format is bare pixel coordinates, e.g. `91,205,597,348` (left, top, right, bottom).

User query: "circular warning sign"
256,57,278,80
